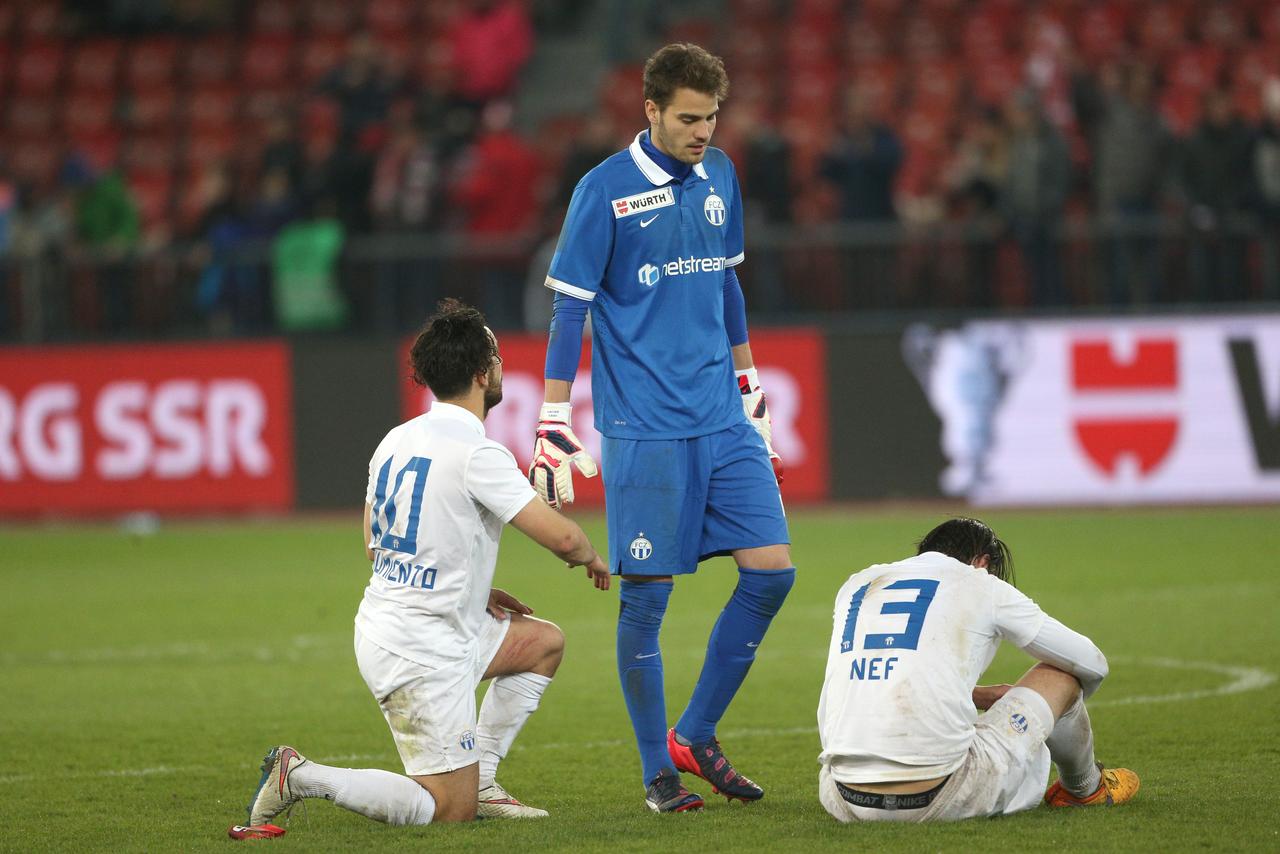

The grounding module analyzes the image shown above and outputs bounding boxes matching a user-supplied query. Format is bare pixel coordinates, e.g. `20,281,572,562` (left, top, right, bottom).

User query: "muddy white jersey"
355,403,537,668
817,552,1046,783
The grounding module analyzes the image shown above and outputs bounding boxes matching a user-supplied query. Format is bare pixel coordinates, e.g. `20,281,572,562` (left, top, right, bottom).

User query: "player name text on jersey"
372,552,438,590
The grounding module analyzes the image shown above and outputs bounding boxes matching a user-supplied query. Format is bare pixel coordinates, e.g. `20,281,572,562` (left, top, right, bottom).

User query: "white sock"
476,672,551,789
291,763,436,826
1045,692,1102,797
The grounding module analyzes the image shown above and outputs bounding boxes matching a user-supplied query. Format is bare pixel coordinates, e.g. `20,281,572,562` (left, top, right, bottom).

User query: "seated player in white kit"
817,517,1139,822
233,300,611,838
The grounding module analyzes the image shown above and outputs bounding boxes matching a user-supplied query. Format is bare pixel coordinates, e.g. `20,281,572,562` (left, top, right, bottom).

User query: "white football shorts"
354,615,510,776
819,691,1051,823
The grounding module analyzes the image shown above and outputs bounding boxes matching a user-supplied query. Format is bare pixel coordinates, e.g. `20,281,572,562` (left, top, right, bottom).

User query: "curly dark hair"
917,517,1015,585
408,298,497,399
643,43,729,110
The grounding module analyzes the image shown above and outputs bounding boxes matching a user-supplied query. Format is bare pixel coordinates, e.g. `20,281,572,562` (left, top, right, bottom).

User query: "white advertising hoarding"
904,315,1280,505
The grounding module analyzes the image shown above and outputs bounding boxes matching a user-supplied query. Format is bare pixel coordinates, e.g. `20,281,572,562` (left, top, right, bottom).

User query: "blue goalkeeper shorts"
601,421,789,576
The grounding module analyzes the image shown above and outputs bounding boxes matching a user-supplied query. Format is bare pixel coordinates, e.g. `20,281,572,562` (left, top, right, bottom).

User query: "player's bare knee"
734,543,792,570
534,620,565,676
1018,662,1084,719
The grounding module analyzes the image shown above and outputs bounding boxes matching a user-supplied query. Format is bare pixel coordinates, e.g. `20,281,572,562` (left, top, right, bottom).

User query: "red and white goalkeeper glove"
528,402,598,509
738,368,784,484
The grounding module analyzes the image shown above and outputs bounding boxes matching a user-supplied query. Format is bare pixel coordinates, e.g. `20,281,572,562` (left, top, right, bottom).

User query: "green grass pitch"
2,506,1278,852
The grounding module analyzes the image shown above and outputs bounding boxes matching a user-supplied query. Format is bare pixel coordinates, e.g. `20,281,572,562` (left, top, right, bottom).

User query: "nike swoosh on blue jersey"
640,214,660,228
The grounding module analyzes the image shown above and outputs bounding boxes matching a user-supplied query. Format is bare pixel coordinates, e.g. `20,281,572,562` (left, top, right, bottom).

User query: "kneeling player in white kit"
236,300,611,837
817,518,1139,823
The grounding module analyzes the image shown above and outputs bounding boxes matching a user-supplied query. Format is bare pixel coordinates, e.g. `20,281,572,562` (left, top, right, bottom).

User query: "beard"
482,378,503,416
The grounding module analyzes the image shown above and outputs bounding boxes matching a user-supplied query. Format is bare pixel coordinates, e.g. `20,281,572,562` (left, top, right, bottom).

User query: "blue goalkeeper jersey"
545,130,745,440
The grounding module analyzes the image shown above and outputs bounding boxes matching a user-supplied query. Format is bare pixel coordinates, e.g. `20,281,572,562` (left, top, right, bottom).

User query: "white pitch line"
0,656,1272,786
1089,656,1277,707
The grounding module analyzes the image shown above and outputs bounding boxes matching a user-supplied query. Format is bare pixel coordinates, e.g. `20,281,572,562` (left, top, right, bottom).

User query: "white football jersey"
355,403,537,668
817,552,1046,783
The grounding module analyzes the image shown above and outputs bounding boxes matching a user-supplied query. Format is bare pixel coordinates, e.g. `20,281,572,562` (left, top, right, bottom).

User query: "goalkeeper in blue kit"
529,43,795,813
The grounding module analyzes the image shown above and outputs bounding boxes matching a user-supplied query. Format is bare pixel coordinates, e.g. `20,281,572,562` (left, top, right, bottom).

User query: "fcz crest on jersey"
704,193,726,226
629,534,653,560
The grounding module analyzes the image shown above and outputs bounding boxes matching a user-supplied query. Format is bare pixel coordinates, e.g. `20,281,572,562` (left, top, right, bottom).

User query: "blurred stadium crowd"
1,0,1280,340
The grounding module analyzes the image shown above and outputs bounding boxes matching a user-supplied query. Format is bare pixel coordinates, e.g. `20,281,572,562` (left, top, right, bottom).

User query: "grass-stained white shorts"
819,690,1052,823
354,615,509,776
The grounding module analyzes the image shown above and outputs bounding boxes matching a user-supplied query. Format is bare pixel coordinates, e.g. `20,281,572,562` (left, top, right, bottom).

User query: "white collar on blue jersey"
427,401,485,435
629,130,709,185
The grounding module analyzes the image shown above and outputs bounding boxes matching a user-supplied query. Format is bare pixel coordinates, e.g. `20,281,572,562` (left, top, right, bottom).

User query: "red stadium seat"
1199,2,1246,49
127,38,180,90
126,87,178,132
970,53,1025,107
1137,3,1189,58
184,126,238,162
298,34,347,84
962,11,1010,60
69,40,123,92
848,59,902,115
367,0,416,35
1159,85,1202,136
845,16,891,64
251,0,297,33
127,169,174,231
910,58,962,110
1261,2,1280,45
375,33,414,79
786,65,840,116
1233,43,1280,91
1164,45,1223,94
422,0,465,32
793,0,844,30
69,130,123,173
729,0,779,26
899,107,951,158
243,88,294,125
185,84,240,130
21,1,60,38
785,21,836,72
1076,3,1127,63
306,0,353,35
240,35,295,88
13,40,65,95
183,37,235,85
123,134,178,175
6,96,56,135
902,14,948,60
62,90,116,136
9,138,59,186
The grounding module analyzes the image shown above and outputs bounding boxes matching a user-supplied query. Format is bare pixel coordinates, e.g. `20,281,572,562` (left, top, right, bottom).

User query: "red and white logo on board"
1070,338,1179,478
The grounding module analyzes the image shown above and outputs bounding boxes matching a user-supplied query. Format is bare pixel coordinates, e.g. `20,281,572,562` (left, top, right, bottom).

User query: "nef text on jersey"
850,656,898,680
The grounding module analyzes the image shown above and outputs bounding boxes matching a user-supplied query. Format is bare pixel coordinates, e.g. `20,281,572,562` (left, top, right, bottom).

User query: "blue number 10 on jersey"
370,456,433,555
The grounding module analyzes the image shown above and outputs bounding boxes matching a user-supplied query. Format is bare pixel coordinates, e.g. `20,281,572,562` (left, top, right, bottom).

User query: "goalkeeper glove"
529,402,598,509
737,368,784,485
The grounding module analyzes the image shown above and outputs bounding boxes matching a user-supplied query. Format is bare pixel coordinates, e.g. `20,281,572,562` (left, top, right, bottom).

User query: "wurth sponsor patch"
612,187,674,218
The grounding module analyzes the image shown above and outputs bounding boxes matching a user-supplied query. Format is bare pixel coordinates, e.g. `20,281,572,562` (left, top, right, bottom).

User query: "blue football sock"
675,567,796,744
617,579,674,786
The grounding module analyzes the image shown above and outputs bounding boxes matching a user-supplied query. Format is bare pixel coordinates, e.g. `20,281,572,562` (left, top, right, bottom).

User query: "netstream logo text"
636,255,727,286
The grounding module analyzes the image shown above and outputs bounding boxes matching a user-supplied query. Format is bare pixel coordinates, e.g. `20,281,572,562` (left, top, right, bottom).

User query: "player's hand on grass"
737,368,784,485
972,684,1013,710
487,587,534,620
529,402,598,509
